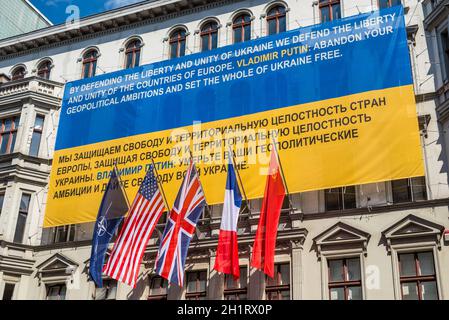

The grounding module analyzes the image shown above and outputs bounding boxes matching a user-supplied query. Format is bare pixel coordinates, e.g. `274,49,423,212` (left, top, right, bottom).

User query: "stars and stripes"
103,165,165,288
154,161,206,286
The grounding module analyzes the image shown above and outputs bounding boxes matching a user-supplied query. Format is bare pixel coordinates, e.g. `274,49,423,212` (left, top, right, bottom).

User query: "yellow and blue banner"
44,6,424,227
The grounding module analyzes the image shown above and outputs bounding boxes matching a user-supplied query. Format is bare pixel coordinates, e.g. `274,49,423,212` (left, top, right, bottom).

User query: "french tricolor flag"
213,161,242,279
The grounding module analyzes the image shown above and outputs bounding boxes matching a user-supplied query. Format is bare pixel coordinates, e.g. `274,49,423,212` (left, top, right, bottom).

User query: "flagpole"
270,136,294,213
113,163,131,209
149,156,171,212
228,145,252,215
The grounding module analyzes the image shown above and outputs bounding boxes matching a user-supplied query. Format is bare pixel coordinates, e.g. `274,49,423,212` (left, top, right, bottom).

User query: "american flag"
155,161,206,286
103,165,165,288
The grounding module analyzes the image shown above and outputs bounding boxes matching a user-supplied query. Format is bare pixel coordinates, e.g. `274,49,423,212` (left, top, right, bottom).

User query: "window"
0,117,19,155
95,279,117,300
37,60,52,80
201,21,219,52
267,5,287,35
266,263,290,300
11,66,26,81
13,193,31,244
46,284,66,300
440,30,449,81
319,0,341,23
224,267,248,300
399,252,438,300
2,283,15,300
324,186,356,211
82,50,98,79
148,276,168,300
233,14,252,43
328,258,362,300
29,115,44,157
379,0,401,9
0,193,4,217
125,39,142,69
52,225,76,243
391,177,427,204
185,270,207,300
169,29,187,59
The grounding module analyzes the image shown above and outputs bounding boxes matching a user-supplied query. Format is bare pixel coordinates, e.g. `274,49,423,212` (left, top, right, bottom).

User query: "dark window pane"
348,286,362,300
279,264,290,285
392,179,411,203
330,287,344,300
411,176,427,201
343,186,357,209
332,3,341,20
421,281,438,300
2,283,15,300
399,253,416,276
268,20,277,35
0,135,8,154
20,194,31,211
0,194,4,216
13,212,27,243
170,43,178,59
134,51,140,67
29,131,42,157
211,32,218,50
402,282,419,300
244,25,251,41
328,259,344,282
321,7,330,23
179,40,186,57
234,28,242,43
347,258,361,281
279,16,286,33
418,252,435,276
325,188,341,211
379,0,390,9
201,35,209,52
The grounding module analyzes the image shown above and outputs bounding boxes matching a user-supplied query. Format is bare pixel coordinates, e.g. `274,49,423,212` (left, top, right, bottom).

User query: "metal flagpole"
228,145,252,215
270,136,294,213
149,156,171,212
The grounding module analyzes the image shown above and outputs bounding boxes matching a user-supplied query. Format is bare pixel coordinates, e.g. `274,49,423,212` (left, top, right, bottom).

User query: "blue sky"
30,0,146,24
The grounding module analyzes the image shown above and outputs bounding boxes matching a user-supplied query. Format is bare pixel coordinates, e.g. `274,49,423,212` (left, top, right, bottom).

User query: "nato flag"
89,168,129,288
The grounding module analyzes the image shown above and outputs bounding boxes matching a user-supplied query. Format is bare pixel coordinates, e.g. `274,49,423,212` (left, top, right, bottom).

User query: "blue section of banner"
56,6,410,151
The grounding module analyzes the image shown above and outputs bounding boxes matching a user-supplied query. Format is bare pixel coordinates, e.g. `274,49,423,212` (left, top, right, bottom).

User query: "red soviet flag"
251,147,286,278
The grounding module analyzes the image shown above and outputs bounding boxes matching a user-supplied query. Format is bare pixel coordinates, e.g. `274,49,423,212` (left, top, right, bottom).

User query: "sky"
30,0,147,25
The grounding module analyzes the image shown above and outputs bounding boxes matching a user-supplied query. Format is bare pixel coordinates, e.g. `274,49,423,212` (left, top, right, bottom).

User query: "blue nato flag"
89,167,129,288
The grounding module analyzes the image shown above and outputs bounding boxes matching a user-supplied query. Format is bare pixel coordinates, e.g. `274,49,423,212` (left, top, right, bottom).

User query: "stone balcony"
0,76,64,106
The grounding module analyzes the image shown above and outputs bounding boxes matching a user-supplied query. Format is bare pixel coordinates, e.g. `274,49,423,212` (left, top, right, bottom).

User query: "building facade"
0,0,52,40
0,0,449,300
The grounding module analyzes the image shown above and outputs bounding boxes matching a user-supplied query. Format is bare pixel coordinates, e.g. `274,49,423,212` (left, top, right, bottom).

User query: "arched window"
37,60,52,80
82,49,98,79
233,14,251,44
169,29,187,59
319,0,341,23
11,66,26,81
200,21,219,52
267,5,287,35
125,39,142,69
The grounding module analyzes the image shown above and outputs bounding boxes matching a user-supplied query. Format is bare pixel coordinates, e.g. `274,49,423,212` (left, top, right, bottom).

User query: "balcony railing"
0,76,64,100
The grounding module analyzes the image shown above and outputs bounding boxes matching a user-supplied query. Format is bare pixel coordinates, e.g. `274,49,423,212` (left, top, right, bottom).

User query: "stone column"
290,240,303,300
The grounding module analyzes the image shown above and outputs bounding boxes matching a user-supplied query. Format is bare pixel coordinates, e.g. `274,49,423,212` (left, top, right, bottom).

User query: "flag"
89,167,129,288
103,165,166,288
213,160,242,279
155,161,206,286
251,147,286,278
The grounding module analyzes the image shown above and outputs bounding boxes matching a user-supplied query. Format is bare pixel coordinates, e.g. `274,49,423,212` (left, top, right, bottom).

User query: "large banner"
44,6,424,227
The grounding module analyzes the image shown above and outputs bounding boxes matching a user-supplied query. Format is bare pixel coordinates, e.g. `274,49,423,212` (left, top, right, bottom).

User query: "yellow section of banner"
44,85,424,227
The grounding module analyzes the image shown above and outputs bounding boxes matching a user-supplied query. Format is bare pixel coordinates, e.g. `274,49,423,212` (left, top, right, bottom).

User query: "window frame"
148,276,169,300
265,263,291,300
94,279,118,300
1,283,16,300
124,39,142,69
391,177,427,204
319,0,341,23
327,257,363,300
378,0,402,10
37,60,52,80
169,29,187,59
223,266,248,300
266,5,287,35
11,66,26,81
185,270,208,300
29,114,44,157
324,186,357,211
232,13,252,44
82,49,98,79
200,21,219,52
0,116,19,155
13,193,31,244
398,251,439,300
46,283,67,300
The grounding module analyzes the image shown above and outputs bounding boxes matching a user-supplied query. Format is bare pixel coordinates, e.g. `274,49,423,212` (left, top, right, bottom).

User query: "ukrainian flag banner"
44,6,424,227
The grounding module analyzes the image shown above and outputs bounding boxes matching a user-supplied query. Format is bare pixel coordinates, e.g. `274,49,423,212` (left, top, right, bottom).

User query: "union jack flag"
154,161,206,286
